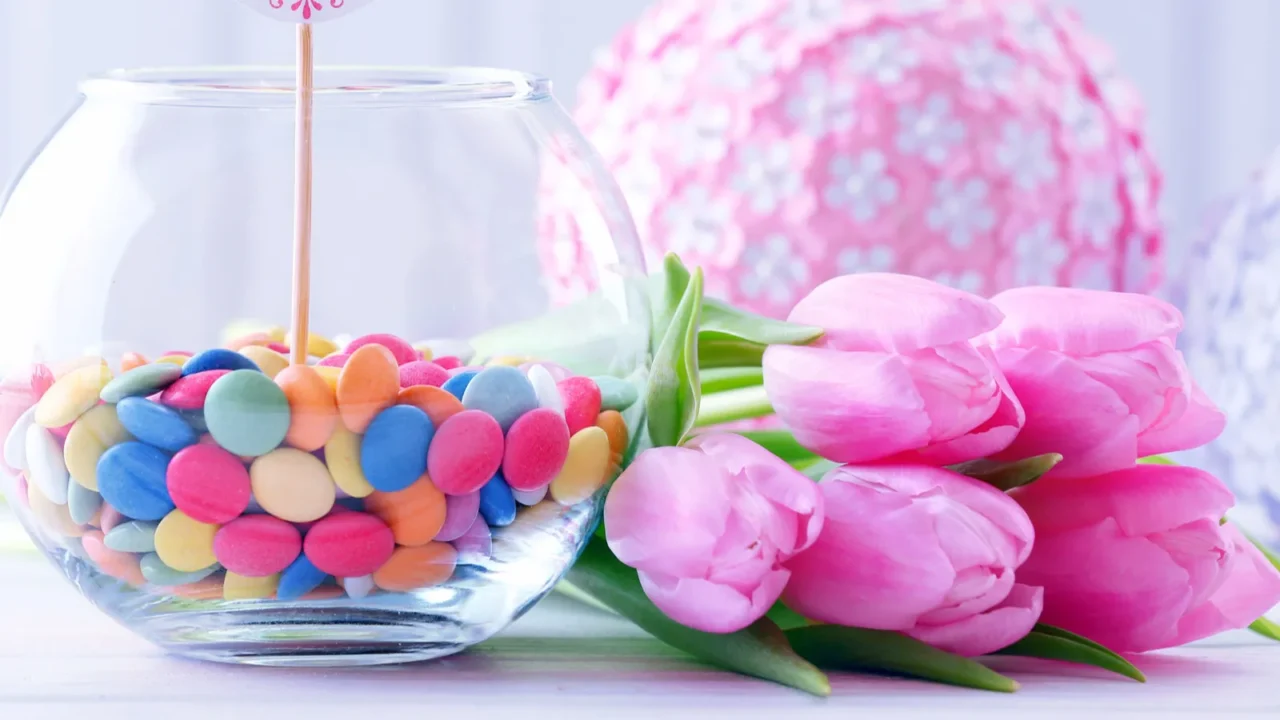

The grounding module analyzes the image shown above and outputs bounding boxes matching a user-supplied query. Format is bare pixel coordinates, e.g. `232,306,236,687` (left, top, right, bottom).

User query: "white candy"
512,485,548,506
344,574,375,599
526,364,564,415
25,424,69,504
3,405,35,470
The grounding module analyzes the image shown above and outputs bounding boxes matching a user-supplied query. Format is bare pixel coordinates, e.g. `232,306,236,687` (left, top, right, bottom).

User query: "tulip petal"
916,566,1013,626
639,567,789,634
911,347,1024,465
908,584,1044,657
1170,526,1280,646
900,343,1001,443
1138,381,1227,457
1075,340,1188,434
787,274,1005,354
982,287,1182,355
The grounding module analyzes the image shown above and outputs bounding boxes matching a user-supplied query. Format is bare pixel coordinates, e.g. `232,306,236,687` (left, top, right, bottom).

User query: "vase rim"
79,65,551,108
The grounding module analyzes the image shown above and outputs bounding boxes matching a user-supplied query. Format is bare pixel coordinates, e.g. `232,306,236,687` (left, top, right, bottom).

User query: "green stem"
695,386,774,427
699,367,764,394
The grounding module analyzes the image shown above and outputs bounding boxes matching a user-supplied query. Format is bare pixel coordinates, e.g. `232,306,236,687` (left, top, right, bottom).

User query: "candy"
527,364,564,415
486,355,530,367
140,553,218,586
502,408,570,491
96,441,174,521
373,543,458,592
214,515,302,576
204,369,291,457
360,405,432,492
597,410,629,463
168,576,226,599
120,352,149,372
35,364,113,428
549,427,612,506
345,333,418,366
266,342,291,354
238,346,289,379
154,354,189,366
3,405,35,471
223,571,278,600
397,385,463,427
398,361,449,388
53,356,107,380
225,332,274,352
100,363,182,404
364,475,447,547
336,344,399,433
433,491,480,542
182,410,209,433
26,424,69,504
414,339,474,365
593,375,639,412
441,370,477,400
314,365,341,392
27,481,83,537
67,482,101,525
98,504,126,533
454,516,492,564
167,444,251,524
478,473,517,527
343,574,376,599
434,356,462,371
182,348,261,376
512,485,547,506
323,424,374,499
460,366,538,431
427,410,504,495
316,353,350,368
250,448,336,523
557,376,602,436
104,520,158,553
82,530,144,585
158,370,231,410
63,404,132,491
273,364,338,451
116,397,197,452
304,512,394,577
276,555,329,600
154,509,218,572
289,331,339,358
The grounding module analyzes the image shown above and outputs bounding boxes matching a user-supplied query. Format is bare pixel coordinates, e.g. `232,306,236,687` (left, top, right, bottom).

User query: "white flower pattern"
662,185,733,260
739,234,809,306
785,70,856,136
675,103,733,167
732,141,803,214
824,151,899,222
717,32,781,90
837,245,895,275
896,94,965,165
996,122,1058,190
1013,222,1067,285
954,39,1017,94
844,30,920,85
1072,176,1122,248
933,270,984,295
926,178,995,249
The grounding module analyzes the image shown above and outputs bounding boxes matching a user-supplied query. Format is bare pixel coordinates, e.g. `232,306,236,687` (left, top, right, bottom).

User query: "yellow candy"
249,448,336,522
53,356,108,380
155,354,190,366
154,509,218,572
485,355,530,367
220,319,285,346
550,427,613,506
64,404,132,491
323,423,374,498
223,571,278,600
27,478,84,538
287,331,339,358
238,345,290,379
35,364,113,428
411,343,434,362
314,365,341,393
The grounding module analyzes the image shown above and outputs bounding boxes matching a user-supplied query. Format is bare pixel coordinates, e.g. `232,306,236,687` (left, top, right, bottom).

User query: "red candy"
303,512,394,577
214,515,302,577
502,408,570,491
434,356,462,370
167,444,252,524
159,370,231,410
345,334,418,366
317,353,351,368
557,376,602,435
427,410,504,495
398,361,449,388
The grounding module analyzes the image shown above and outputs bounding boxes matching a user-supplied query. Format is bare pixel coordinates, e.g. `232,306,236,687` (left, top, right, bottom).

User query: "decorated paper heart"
234,0,375,23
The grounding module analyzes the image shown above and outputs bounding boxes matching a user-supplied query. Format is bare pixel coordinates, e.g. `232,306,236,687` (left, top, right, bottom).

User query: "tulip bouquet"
533,254,1280,696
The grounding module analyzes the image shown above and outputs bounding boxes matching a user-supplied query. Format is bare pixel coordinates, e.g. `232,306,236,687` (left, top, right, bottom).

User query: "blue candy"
478,473,517,527
182,348,261,377
441,370,478,400
590,375,640,412
116,397,197,452
277,555,329,600
97,441,174,521
461,366,539,431
180,409,209,433
360,405,433,492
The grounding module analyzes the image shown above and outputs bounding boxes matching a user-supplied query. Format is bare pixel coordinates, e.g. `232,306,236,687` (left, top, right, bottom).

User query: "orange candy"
168,577,225,599
397,385,463,427
314,365,341,393
597,410,628,466
120,352,149,372
300,585,346,601
364,475,447,547
81,530,145,585
373,543,458,592
275,364,339,451
336,345,399,433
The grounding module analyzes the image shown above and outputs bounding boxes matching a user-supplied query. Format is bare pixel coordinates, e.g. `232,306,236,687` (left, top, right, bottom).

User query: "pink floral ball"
538,0,1162,315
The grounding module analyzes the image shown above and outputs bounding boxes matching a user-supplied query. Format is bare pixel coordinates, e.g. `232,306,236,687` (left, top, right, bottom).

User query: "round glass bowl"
0,66,650,665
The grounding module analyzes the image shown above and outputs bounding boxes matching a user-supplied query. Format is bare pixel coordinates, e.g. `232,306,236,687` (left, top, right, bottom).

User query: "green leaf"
1250,617,1280,642
645,268,703,448
1138,455,1176,465
766,603,813,631
699,336,766,369
567,537,831,697
994,624,1145,682
694,385,773,428
786,625,1019,693
700,367,764,394
702,297,823,348
649,254,693,355
734,430,820,465
949,454,1063,492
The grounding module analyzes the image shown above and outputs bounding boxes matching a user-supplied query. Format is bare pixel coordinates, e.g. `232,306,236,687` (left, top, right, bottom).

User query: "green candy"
591,375,640,412
140,553,218,586
67,482,102,526
104,520,158,553
204,369,290,457
100,363,182,404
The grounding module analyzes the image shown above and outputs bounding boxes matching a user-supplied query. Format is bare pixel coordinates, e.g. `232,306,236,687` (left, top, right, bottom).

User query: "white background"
1,0,1279,278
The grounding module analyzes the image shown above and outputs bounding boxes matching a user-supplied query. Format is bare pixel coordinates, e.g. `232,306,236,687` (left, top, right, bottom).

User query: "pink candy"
345,334,418,366
434,356,462,371
427,410,504,495
557,376,602,435
317,353,350,368
398,361,449,388
434,491,480,542
304,512,395,577
214,515,301,577
502,408,570,491
167,444,251,524
159,370,231,410
454,515,492,564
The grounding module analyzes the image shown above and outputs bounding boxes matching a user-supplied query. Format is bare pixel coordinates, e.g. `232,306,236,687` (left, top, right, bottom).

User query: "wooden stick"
289,23,315,365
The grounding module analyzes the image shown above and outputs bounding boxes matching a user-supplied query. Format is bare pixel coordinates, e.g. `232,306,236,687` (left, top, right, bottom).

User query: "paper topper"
235,0,375,23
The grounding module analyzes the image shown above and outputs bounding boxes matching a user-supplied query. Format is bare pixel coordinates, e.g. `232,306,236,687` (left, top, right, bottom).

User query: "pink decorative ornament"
234,0,375,23
538,0,1162,314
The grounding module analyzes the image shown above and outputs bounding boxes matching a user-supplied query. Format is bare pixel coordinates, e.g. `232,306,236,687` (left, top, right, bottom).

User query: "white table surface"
3,554,1279,719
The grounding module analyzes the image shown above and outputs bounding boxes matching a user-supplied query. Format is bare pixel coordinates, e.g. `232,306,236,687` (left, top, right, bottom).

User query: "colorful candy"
433,491,480,542
364,475,447,547
223,571,278,600
303,512,394,577
593,376,639,412
27,480,83,538
140,553,218,586
461,366,538,431
398,361,449,388
214,515,302,577
316,353,350,368
97,441,174,521
67,482,101,525
549,427,613,506
182,348,261,376
557,376,602,435
427,410,504,495
82,530,145,585
35,364,112,428
597,410,629,466
323,424,374,499
454,515,492,564
25,424,69,504
158,370,231,410
343,574,376,599
204,370,291,457
512,485,548,506
116,397,197,452
502,408,570,491
104,520,158,553
527,364,564,415
397,385,463,427
237,345,289,379
100,363,182,404
478,474,517,527
167,444,251,524
120,352,149,372
249,448,336,523
440,370,477,400
360,405,432,492
154,509,219,572
336,344,399,433
373,543,457,592
277,555,328,600
275,364,338,452
289,331,339,358
345,333,418,366
63,404,132,491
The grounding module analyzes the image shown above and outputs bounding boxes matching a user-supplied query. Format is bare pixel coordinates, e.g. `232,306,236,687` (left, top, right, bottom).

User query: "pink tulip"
1014,464,1280,652
763,274,1023,466
604,433,823,633
782,463,1042,656
978,287,1225,478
